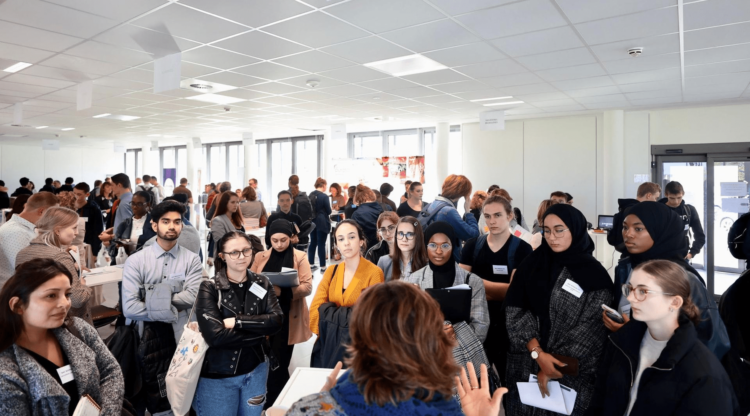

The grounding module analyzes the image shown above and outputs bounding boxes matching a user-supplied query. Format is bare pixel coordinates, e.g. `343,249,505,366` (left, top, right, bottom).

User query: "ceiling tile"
388,86,442,98
582,100,630,108
0,0,117,38
0,21,84,52
198,71,265,87
358,77,419,92
318,97,367,107
610,67,681,84
428,0,516,16
180,0,312,27
65,41,154,66
2,74,76,89
42,0,166,21
552,76,615,90
685,60,750,78
253,96,306,106
625,88,683,100
284,90,337,101
556,0,675,24
0,41,56,64
684,0,750,31
430,80,489,93
455,0,567,40
516,47,597,71
452,89,516,100
685,43,750,66
109,68,154,83
320,36,411,64
685,22,750,51
481,72,545,87
218,89,272,100
564,86,622,97
531,98,579,107
349,92,404,102
317,84,377,97
247,82,304,95
686,71,750,87
318,66,388,83
618,79,682,93
213,31,309,60
515,91,569,102
423,42,506,67
263,12,368,48
591,34,679,62
602,53,680,74
454,59,527,78
131,3,249,44
380,19,480,53
328,0,444,33
278,74,346,90
140,61,219,78
233,62,308,80
42,54,128,76
575,7,678,46
401,69,469,85
685,82,747,95
491,26,584,58
499,83,558,95
536,63,607,82
273,50,354,73
415,95,462,105
94,24,199,56
182,46,260,70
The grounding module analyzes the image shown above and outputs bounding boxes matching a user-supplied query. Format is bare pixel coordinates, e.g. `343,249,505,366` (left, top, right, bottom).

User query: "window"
353,134,383,158
271,141,292,202
144,149,160,182
177,148,187,184
228,144,245,193
388,131,420,157
125,150,138,184
255,142,268,203
209,145,226,185
295,139,318,193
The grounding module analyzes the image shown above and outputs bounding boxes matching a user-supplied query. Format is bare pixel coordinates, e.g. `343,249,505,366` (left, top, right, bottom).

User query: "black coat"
586,315,739,416
77,200,105,256
365,240,390,267
351,201,383,249
310,302,352,369
719,270,750,415
196,269,283,376
137,321,175,413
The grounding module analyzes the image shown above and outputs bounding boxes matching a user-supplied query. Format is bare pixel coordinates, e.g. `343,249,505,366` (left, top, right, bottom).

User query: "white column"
242,132,255,187
186,138,197,219
140,145,149,178
328,124,346,181
603,110,625,215
435,122,450,186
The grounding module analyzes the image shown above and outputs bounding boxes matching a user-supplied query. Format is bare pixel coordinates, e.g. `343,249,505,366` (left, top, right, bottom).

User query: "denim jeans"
192,361,269,416
308,228,327,267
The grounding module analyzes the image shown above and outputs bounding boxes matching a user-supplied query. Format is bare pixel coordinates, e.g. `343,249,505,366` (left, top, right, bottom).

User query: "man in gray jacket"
122,200,202,343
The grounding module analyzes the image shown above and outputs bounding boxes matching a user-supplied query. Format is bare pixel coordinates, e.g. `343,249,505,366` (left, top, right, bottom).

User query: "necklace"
228,274,248,287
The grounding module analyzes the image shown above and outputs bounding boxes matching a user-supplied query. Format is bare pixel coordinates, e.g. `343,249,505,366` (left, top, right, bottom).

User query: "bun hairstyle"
634,259,701,325
354,184,376,205
289,175,300,198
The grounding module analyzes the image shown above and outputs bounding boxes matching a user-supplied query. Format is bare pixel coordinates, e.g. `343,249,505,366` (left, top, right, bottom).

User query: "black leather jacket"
196,269,283,375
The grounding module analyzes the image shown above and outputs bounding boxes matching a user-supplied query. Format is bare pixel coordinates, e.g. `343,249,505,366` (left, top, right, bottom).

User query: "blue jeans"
192,361,269,416
308,228,327,267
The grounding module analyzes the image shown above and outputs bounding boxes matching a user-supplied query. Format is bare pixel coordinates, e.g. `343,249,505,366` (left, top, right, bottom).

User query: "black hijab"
506,204,612,346
264,220,295,273
625,201,703,282
424,221,457,289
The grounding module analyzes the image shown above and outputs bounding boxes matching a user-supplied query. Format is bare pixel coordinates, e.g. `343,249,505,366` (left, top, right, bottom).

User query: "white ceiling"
0,0,749,146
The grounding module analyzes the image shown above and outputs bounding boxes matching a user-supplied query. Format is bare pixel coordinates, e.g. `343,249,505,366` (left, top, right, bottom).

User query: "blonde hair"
36,207,79,249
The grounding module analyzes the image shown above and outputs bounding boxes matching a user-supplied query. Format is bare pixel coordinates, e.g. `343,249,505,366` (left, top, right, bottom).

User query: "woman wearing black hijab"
606,201,730,360
250,220,313,408
505,204,613,416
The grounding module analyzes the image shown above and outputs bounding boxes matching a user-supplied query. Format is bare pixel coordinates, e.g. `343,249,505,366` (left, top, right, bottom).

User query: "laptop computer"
597,215,615,231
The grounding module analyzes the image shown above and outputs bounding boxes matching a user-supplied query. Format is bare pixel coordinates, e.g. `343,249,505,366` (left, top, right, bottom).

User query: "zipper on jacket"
233,348,241,375
202,313,224,325
609,337,635,388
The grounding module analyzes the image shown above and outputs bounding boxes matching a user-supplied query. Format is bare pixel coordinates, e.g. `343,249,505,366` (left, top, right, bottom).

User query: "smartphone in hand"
602,304,624,324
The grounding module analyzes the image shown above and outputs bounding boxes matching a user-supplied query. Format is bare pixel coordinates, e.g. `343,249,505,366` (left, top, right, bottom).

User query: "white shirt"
0,214,37,288
130,216,147,241
627,330,669,415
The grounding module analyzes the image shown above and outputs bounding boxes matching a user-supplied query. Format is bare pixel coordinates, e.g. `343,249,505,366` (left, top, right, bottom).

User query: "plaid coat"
505,267,612,416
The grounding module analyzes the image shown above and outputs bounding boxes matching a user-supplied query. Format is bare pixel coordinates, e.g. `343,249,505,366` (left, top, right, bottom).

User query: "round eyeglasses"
427,243,452,251
622,284,673,302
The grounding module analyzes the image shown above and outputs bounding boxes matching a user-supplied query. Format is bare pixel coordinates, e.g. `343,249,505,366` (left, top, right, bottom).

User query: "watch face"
531,350,539,359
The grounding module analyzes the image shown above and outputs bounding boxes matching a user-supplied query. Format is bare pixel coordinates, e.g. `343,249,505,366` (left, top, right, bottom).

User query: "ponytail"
681,297,701,326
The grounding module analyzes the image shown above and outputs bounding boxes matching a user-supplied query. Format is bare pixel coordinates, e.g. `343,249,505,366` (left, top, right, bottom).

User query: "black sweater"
660,199,706,257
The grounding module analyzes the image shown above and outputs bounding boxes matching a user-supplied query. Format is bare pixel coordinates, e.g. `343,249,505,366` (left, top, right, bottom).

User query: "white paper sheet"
720,182,748,197
722,198,750,214
445,284,471,290
517,375,577,415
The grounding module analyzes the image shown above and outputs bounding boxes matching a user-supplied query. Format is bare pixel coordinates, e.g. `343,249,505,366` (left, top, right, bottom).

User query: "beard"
158,229,180,241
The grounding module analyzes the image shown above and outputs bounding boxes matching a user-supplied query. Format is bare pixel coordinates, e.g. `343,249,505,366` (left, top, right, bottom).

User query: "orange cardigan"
309,257,384,335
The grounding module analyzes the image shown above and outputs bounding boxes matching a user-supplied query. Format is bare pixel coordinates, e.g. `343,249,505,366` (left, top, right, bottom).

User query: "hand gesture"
535,353,566,397
455,362,506,416
321,361,343,392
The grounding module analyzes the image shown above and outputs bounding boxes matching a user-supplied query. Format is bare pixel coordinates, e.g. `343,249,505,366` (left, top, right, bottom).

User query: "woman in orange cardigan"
309,220,384,335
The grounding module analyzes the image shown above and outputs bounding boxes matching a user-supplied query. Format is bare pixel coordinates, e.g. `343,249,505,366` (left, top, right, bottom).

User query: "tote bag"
165,304,208,416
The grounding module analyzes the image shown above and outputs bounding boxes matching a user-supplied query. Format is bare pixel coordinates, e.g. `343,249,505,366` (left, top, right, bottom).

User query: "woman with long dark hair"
210,191,245,262
193,231,282,416
95,181,114,213
377,216,428,281
0,259,124,415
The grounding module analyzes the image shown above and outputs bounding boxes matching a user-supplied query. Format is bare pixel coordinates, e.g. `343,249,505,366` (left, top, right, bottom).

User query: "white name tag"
249,282,267,299
561,279,584,298
492,265,509,275
167,272,185,280
684,224,690,231
82,217,88,223
57,365,74,384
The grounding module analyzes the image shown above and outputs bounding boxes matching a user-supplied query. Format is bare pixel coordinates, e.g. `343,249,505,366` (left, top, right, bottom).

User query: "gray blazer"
210,214,242,253
0,317,124,416
403,263,490,342
376,255,414,282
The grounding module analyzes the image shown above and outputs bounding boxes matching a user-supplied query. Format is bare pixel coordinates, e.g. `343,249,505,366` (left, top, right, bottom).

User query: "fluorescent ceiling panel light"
36,126,48,129
3,62,32,73
186,94,245,105
483,101,524,106
117,115,140,121
61,128,75,131
93,113,111,118
470,96,513,102
147,134,162,137
364,54,447,77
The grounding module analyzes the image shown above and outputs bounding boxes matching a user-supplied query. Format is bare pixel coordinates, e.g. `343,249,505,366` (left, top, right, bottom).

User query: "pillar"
140,145,149,179
242,131,256,188
603,110,625,215
435,122,450,187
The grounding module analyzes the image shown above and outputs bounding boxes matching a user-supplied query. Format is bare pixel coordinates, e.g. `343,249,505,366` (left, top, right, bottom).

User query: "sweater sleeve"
293,252,313,300
688,205,706,256
75,318,124,416
61,253,91,309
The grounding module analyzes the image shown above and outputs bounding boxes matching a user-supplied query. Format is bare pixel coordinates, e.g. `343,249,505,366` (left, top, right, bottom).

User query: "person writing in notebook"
0,259,124,415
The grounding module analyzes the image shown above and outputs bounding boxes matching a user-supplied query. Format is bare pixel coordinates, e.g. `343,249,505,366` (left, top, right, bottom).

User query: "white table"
83,266,123,287
268,367,345,414
246,227,266,239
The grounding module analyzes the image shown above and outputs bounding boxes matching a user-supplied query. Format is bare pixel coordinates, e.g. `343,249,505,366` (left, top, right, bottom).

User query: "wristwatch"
530,346,542,360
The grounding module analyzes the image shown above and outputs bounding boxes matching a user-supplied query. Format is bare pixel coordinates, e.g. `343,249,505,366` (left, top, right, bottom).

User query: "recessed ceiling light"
117,115,140,121
470,96,514,102
187,94,245,105
93,113,111,118
364,54,447,77
61,128,75,131
36,126,48,129
2,62,32,73
483,101,524,107
147,134,162,137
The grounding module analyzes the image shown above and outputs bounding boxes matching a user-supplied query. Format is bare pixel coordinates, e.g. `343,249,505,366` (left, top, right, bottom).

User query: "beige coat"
251,248,313,345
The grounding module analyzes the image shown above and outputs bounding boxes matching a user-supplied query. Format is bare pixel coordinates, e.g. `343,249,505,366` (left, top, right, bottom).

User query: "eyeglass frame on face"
427,242,452,251
621,283,674,302
129,201,149,208
542,227,569,238
396,231,416,241
222,248,253,260
378,224,396,235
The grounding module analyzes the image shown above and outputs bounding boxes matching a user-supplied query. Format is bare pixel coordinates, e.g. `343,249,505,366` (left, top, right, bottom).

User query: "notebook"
73,394,101,416
264,268,300,288
425,285,471,324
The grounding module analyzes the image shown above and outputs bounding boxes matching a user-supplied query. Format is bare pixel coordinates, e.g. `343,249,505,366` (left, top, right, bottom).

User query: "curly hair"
469,190,488,211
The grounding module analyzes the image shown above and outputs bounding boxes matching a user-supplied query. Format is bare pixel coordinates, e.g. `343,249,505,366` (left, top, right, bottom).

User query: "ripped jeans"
192,360,269,416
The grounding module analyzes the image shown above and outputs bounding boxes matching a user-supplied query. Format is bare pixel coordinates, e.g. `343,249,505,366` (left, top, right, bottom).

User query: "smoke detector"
628,47,644,57
306,79,320,88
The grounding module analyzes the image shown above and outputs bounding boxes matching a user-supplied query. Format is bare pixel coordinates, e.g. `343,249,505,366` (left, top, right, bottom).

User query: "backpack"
417,199,452,230
728,212,750,259
472,234,521,273
309,190,319,219
294,191,314,221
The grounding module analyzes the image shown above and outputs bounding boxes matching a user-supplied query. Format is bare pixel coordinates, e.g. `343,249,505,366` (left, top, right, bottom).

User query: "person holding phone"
504,204,613,416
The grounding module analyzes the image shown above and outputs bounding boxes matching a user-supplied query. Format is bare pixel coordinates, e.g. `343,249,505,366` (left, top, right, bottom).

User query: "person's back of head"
0,180,5,188
379,182,394,197
111,173,131,190
637,182,662,201
347,281,459,406
19,177,29,187
142,174,150,183
536,199,555,224
64,177,73,185
45,178,53,186
487,184,500,193
314,177,327,190
94,180,102,187
241,186,256,202
470,191,488,211
348,185,356,199
373,189,382,203
441,174,472,200
219,181,232,193
288,175,300,198
354,184,376,205
180,177,188,185
23,192,59,214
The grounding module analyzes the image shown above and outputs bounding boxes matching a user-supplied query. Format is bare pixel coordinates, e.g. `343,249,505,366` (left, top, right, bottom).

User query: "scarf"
329,372,463,416
424,221,457,289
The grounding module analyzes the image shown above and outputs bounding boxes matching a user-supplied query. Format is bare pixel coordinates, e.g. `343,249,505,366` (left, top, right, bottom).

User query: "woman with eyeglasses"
364,211,399,267
605,201,729,360
103,190,154,258
404,221,489,342
193,231,282,416
377,216,428,281
504,204,613,416
585,260,738,416
250,220,313,408
396,181,427,218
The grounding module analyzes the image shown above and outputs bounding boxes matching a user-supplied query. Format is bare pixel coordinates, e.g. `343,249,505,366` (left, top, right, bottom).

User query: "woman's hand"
273,285,281,297
321,361,343,392
456,362,506,416
463,197,471,214
444,323,456,340
535,352,565,397
223,317,235,329
602,310,629,332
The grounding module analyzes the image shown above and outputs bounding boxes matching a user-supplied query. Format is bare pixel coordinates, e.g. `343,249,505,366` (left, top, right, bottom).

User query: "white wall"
0,144,124,190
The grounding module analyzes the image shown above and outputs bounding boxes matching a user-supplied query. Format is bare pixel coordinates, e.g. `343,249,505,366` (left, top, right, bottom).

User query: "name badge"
168,272,185,280
561,279,584,298
493,265,509,275
57,365,75,384
684,224,690,231
249,282,267,299
82,217,88,223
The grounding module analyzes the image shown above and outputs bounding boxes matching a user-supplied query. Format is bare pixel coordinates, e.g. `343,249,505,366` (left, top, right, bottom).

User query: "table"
83,266,123,287
246,227,266,239
268,367,345,413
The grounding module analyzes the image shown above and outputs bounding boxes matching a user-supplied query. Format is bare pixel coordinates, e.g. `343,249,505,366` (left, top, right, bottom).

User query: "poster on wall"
375,156,425,183
334,156,426,188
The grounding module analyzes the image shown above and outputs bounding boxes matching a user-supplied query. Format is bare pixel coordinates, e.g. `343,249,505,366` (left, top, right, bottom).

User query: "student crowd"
0,170,745,416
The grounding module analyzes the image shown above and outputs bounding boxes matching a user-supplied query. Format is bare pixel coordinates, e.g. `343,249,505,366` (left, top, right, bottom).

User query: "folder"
263,269,300,288
425,285,471,324
516,375,577,415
